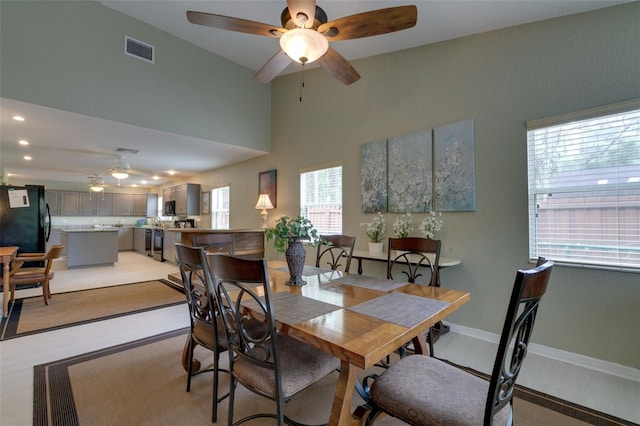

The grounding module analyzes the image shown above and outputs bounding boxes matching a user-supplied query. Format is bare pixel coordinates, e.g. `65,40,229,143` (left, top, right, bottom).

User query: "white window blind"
527,99,640,271
211,186,229,229
300,164,342,234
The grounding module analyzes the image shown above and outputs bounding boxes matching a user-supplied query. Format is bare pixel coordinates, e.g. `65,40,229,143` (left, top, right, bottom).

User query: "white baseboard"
447,323,640,383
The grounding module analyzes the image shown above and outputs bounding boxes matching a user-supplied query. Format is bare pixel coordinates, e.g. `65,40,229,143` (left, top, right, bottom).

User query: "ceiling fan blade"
318,5,417,41
316,47,360,85
286,0,316,28
254,50,293,83
187,11,285,37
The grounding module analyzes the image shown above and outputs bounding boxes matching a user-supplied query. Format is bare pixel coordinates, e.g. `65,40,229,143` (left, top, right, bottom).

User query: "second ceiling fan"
187,1,417,85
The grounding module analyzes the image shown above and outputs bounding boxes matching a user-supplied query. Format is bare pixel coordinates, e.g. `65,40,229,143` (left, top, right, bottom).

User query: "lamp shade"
279,28,328,64
255,194,274,210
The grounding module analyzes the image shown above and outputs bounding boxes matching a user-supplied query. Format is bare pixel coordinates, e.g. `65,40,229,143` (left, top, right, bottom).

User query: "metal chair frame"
315,234,356,272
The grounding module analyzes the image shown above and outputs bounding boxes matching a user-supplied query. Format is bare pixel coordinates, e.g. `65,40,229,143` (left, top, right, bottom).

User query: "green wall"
0,0,271,151
197,3,640,368
2,1,638,368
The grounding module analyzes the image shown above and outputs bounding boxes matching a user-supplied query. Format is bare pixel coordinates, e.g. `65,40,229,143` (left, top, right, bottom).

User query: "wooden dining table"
175,260,470,425
1,246,19,318
262,261,470,425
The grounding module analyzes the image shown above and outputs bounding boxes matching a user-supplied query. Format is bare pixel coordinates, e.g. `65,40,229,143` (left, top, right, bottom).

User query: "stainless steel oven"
152,228,164,262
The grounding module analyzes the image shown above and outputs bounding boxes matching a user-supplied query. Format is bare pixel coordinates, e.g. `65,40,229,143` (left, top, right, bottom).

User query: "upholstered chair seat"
370,355,510,426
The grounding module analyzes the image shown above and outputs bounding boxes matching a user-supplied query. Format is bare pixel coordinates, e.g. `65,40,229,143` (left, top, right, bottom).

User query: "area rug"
1,280,185,340
33,329,634,426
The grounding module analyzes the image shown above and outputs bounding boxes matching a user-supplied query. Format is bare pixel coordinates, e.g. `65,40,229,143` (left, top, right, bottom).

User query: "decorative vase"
285,239,307,286
368,242,383,253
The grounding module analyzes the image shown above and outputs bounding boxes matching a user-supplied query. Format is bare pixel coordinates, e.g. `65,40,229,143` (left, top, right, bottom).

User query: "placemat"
243,292,341,324
348,292,450,328
329,275,408,291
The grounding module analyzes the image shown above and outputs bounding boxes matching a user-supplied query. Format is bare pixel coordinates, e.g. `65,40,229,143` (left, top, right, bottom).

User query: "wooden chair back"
387,237,441,285
315,234,356,272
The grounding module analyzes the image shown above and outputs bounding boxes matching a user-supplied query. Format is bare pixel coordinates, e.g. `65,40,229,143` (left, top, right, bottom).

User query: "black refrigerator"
0,185,50,262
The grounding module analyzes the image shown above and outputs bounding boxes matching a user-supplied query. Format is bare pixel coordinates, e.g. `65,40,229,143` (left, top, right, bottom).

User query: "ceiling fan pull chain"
299,72,305,102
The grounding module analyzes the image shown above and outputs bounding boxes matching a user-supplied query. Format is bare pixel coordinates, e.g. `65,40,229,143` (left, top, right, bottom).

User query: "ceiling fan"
186,1,418,85
109,156,131,182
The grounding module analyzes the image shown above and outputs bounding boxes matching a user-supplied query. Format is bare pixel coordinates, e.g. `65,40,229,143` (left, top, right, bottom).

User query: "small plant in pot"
265,215,322,286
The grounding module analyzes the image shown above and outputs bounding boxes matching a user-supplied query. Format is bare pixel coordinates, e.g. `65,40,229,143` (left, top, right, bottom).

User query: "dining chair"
192,233,235,254
359,258,554,426
174,243,229,423
9,245,64,306
387,237,441,356
204,253,341,426
315,234,356,272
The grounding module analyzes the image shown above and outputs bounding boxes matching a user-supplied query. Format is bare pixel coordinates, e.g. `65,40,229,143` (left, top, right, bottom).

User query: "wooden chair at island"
9,245,64,306
315,234,356,272
358,258,554,426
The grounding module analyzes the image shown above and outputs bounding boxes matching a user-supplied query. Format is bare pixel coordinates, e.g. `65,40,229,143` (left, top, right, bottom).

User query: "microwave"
164,200,176,216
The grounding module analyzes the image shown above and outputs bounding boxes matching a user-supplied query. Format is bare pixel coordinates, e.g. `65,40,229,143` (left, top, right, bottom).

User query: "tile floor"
1,252,638,425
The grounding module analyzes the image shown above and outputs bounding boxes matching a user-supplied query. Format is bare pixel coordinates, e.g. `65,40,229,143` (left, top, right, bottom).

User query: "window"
527,99,640,271
211,186,229,229
300,163,342,234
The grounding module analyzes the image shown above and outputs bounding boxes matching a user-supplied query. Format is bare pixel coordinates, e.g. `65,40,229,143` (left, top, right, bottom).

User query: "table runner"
348,292,450,328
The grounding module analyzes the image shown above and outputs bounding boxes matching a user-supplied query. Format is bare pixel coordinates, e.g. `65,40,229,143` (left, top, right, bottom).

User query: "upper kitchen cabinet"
97,193,113,216
131,194,158,217
175,184,200,216
164,184,200,216
45,190,61,215
112,193,132,216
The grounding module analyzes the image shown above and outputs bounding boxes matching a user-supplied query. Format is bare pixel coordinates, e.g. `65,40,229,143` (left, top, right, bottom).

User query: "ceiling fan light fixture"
112,170,129,180
90,184,105,192
280,28,328,64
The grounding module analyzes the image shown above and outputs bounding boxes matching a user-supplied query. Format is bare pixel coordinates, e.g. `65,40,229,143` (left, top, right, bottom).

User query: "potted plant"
420,211,444,239
393,213,414,238
360,212,386,253
265,215,322,285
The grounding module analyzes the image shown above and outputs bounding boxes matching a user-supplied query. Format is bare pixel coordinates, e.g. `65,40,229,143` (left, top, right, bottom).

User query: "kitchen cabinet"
112,193,132,216
163,230,179,264
46,228,66,255
45,190,62,215
64,230,118,268
79,192,97,215
96,192,113,215
167,183,200,216
131,194,157,217
118,227,134,251
60,191,81,215
133,228,151,255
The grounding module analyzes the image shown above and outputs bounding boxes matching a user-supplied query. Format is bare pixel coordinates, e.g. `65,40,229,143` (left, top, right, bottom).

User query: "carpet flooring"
33,328,634,426
1,280,185,340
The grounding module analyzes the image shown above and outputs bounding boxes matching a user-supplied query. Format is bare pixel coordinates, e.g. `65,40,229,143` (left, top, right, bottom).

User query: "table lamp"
255,193,274,228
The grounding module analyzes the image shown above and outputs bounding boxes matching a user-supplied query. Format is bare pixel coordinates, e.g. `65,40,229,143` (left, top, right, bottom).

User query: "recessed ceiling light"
12,115,25,121
19,140,29,145
24,156,32,160
152,175,160,180
168,170,176,175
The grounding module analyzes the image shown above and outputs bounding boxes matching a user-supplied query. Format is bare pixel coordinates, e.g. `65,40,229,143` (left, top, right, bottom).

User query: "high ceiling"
1,1,630,190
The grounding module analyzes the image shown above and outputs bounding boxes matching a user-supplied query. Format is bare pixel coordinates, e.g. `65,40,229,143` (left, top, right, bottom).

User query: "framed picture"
201,191,210,215
258,169,277,208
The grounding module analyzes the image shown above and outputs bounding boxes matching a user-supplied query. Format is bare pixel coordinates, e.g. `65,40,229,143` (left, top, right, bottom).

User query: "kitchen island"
61,228,119,268
165,228,265,257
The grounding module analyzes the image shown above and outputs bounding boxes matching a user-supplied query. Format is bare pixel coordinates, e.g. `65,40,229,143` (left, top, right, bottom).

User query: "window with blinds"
211,186,229,230
527,99,640,271
300,164,342,234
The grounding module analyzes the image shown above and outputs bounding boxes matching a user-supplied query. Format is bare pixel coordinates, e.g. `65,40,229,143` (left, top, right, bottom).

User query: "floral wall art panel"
361,139,388,213
388,128,433,213
434,119,476,211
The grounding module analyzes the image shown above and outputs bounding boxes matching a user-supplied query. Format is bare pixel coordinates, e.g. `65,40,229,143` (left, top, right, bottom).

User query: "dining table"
1,246,19,318
254,261,470,425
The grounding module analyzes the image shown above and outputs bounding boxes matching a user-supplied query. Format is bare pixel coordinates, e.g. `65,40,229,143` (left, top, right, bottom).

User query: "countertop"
163,228,264,233
61,227,120,233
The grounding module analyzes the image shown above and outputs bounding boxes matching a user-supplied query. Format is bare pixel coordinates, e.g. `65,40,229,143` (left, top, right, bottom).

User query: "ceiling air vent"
125,36,154,63
115,147,139,155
